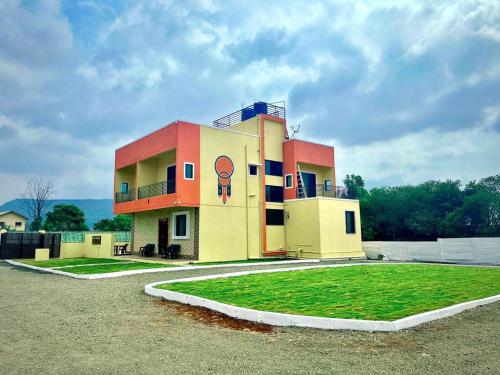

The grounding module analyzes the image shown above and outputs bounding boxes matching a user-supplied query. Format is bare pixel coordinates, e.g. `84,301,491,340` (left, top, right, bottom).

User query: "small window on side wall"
184,163,194,180
15,222,22,227
248,164,258,176
345,211,356,234
173,211,190,239
324,180,332,191
266,209,284,226
285,174,293,189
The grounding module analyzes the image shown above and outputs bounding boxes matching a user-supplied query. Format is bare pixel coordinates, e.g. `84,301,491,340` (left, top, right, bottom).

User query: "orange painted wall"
115,122,178,169
283,139,335,200
114,121,200,214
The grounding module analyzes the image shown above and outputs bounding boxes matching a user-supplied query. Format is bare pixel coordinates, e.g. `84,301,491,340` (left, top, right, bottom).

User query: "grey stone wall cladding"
133,208,198,260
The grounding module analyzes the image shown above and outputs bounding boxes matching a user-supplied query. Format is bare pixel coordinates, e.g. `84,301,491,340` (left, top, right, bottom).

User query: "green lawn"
190,258,286,266
18,258,179,274
157,264,500,321
67,261,178,274
19,258,125,268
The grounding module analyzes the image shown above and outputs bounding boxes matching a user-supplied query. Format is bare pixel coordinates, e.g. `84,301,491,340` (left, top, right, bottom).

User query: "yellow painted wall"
198,126,262,261
230,117,260,136
83,233,114,258
60,242,85,258
284,198,364,259
155,150,176,181
298,162,334,186
263,118,283,162
0,212,26,231
115,164,136,191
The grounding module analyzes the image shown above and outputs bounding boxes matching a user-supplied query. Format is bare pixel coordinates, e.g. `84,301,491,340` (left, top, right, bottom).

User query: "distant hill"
0,199,114,228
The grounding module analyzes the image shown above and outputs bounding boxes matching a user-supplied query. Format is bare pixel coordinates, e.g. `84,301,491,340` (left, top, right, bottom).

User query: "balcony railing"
137,180,175,200
297,185,352,199
115,189,136,203
213,101,286,128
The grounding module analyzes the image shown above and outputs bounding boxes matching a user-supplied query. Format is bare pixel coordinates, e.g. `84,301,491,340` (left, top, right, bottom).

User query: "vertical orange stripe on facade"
260,116,267,253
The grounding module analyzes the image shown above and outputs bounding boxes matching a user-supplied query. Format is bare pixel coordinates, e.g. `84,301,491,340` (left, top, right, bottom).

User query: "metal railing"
213,102,286,128
115,189,136,203
297,185,352,199
137,180,175,200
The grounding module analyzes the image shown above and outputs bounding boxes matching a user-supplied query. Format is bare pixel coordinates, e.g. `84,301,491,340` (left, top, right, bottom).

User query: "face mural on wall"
214,156,234,204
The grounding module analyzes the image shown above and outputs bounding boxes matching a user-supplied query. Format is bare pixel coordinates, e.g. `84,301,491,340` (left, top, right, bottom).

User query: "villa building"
113,102,363,261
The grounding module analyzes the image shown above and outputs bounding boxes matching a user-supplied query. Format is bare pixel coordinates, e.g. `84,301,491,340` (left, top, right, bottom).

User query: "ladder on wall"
296,164,307,199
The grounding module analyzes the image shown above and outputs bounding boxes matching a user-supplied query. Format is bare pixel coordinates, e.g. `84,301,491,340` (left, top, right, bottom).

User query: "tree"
343,174,367,199
93,215,131,231
21,178,55,231
43,205,88,231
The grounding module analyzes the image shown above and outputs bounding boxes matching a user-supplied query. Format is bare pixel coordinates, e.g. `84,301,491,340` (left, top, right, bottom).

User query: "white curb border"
144,263,500,332
5,259,320,280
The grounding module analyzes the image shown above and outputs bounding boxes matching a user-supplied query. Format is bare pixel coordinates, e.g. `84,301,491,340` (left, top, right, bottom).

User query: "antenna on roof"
290,124,301,138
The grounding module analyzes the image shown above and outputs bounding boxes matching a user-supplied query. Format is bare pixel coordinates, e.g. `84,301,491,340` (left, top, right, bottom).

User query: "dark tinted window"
249,165,258,176
266,209,284,226
285,174,293,188
176,214,187,236
265,185,284,202
345,211,356,234
265,160,283,176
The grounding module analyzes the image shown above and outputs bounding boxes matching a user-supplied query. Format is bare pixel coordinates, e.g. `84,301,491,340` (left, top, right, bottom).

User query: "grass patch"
157,264,500,321
66,261,178,274
191,258,286,266
19,258,126,268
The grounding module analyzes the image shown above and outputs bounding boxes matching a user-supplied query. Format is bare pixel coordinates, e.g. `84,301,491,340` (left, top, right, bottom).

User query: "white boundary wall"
144,263,500,332
363,238,500,265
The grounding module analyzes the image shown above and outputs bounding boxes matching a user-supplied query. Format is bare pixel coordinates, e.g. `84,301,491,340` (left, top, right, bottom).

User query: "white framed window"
184,162,194,180
285,174,293,189
248,164,258,176
172,211,190,239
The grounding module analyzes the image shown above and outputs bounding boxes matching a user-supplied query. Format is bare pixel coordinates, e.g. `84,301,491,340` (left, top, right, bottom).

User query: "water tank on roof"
241,102,268,121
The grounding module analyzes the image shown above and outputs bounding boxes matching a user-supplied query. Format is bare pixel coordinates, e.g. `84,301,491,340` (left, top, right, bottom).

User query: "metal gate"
0,232,61,259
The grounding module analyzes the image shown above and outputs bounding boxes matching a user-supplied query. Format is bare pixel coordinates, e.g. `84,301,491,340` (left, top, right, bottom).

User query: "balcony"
213,101,285,128
137,180,176,200
115,189,136,203
297,185,352,199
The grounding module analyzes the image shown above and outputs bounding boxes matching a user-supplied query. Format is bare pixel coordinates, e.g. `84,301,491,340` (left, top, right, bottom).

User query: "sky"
0,0,499,203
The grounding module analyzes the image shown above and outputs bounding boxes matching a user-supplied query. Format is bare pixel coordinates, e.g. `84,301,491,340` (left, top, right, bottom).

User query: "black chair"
120,243,130,255
166,244,181,259
139,244,155,257
158,246,168,259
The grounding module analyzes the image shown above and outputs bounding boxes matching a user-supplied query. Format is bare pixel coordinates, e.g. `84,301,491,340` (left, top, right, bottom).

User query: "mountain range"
0,199,114,228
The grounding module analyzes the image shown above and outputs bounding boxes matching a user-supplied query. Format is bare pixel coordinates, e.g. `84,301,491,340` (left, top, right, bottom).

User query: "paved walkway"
1,261,499,374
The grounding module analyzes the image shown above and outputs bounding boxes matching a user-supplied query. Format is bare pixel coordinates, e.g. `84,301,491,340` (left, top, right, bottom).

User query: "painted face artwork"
214,156,234,204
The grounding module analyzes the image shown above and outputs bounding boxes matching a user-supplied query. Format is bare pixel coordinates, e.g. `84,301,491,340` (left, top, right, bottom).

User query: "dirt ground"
0,261,499,374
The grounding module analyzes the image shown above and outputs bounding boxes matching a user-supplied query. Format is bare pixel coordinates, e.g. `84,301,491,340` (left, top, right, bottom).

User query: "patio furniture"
114,245,119,256
120,243,129,255
166,244,181,259
139,244,155,257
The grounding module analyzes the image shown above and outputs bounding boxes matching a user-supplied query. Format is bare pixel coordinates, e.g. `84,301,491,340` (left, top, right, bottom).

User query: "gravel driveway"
1,261,499,374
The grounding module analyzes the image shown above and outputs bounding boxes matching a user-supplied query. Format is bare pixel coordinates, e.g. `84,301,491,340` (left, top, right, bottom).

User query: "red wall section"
115,122,178,169
175,122,200,207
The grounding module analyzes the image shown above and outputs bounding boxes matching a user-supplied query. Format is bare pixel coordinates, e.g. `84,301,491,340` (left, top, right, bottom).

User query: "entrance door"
301,172,317,197
158,219,169,255
166,165,176,194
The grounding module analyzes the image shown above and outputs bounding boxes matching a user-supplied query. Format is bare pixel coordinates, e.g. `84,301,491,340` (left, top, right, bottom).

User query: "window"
285,174,293,189
248,164,258,176
266,209,284,226
184,162,194,180
0,222,5,227
345,211,356,234
324,179,332,191
265,185,284,202
265,160,283,177
172,211,190,239
15,222,22,227
121,182,129,194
